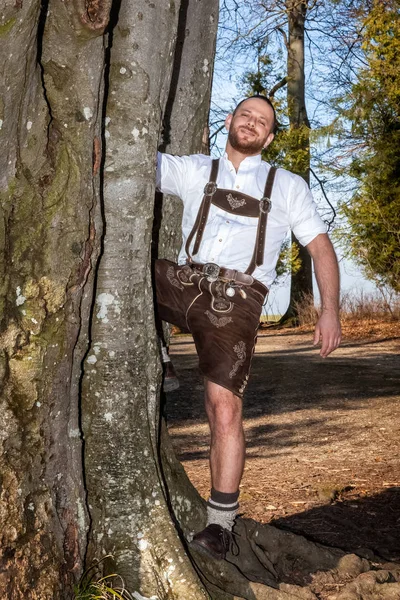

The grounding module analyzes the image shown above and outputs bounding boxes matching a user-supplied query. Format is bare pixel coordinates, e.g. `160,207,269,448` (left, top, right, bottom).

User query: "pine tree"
340,0,400,292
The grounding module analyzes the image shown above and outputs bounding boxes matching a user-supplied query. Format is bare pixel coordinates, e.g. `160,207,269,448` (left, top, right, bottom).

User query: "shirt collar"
223,151,262,171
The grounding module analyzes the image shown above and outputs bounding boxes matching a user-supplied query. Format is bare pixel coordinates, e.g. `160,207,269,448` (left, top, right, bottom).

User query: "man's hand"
313,310,342,357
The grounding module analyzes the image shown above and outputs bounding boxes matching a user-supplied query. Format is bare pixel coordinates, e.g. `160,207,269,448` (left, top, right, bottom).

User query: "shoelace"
220,528,240,557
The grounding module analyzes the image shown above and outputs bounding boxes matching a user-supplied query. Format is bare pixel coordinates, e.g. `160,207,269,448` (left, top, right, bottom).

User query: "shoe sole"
189,539,224,561
163,379,180,393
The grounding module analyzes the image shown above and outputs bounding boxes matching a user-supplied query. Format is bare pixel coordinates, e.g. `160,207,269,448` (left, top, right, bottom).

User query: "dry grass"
294,290,400,326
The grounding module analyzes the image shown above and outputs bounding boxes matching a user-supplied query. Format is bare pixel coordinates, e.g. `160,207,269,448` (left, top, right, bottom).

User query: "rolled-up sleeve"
288,175,327,246
156,152,190,199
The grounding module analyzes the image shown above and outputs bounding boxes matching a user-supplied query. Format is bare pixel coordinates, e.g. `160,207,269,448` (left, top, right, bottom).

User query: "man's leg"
190,380,244,559
205,379,244,527
206,379,244,489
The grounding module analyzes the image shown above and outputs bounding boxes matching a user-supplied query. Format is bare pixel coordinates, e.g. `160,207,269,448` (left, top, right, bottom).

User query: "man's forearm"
307,233,340,313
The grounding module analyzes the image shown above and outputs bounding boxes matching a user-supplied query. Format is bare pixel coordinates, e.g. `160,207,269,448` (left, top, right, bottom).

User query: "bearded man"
155,95,341,560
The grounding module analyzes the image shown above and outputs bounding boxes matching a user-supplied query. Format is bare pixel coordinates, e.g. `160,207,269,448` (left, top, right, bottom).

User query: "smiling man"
155,95,341,560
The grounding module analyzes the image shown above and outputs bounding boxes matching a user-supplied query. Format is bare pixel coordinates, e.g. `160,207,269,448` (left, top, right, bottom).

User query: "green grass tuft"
74,557,133,600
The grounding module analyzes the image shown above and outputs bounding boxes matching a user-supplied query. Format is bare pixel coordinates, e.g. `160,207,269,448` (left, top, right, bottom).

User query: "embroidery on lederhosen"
177,265,195,286
229,341,246,379
166,265,184,290
210,280,232,313
227,193,246,210
204,310,233,328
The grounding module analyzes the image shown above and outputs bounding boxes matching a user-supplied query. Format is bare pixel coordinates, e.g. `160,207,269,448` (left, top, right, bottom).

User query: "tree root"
189,518,400,600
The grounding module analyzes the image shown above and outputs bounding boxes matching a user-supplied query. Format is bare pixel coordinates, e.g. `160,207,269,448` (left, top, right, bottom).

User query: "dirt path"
166,329,400,562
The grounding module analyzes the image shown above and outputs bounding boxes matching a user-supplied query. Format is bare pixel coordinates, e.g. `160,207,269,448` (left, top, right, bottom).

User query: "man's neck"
225,143,260,171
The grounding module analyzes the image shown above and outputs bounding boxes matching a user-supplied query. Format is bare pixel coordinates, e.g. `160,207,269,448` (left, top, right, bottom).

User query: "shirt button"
226,220,229,224
219,238,222,242
235,185,240,189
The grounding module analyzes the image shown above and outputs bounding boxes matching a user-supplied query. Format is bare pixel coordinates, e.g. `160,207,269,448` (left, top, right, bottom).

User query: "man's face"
225,98,275,155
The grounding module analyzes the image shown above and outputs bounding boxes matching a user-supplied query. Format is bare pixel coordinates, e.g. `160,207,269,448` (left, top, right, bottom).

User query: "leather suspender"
245,166,276,275
185,159,277,275
185,158,219,259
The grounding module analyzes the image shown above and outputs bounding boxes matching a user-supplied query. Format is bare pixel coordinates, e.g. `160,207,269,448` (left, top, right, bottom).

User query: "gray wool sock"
206,488,240,531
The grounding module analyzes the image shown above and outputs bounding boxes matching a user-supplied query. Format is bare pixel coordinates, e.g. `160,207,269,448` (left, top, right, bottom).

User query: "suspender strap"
185,158,219,260
245,166,277,275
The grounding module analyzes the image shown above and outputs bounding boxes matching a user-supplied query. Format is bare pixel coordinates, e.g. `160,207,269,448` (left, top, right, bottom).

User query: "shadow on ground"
273,486,400,562
165,332,400,563
166,336,400,425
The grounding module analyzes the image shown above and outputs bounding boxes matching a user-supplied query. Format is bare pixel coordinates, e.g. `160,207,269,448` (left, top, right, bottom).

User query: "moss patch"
0,18,16,36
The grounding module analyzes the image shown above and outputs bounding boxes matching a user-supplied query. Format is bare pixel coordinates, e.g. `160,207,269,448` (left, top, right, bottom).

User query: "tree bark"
282,0,313,323
0,0,108,597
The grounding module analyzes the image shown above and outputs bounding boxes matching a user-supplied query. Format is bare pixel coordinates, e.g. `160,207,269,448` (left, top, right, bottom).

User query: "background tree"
337,0,400,293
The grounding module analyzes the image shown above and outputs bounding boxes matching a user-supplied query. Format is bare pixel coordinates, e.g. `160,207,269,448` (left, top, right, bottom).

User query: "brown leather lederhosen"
155,159,277,397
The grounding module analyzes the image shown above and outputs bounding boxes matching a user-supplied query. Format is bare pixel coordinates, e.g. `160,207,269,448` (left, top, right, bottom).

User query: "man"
155,96,341,560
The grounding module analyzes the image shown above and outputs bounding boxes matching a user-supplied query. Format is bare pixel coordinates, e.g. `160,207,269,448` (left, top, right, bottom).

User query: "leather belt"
189,261,268,298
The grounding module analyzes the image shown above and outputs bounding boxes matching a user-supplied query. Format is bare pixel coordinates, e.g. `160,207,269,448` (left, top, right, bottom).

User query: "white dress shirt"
156,152,326,288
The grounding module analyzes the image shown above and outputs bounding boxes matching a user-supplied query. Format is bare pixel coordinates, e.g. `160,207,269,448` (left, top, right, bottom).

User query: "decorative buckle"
204,181,218,196
203,262,220,282
260,197,272,214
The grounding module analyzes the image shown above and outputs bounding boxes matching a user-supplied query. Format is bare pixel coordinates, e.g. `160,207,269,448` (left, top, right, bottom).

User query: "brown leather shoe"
189,524,236,560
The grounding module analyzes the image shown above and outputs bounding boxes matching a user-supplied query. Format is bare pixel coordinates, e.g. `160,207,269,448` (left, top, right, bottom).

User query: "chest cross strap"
185,159,277,275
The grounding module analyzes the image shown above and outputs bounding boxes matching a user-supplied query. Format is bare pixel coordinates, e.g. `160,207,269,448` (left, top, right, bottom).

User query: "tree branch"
268,76,288,97
310,167,336,230
209,123,226,141
277,26,289,48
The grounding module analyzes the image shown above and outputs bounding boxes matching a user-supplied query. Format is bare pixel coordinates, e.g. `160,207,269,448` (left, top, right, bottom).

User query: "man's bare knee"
205,380,242,435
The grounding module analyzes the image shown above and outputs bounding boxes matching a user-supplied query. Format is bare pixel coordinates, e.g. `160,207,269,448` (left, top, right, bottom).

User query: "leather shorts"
154,259,267,397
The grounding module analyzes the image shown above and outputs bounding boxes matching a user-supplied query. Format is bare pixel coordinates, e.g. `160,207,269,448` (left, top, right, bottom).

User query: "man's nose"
247,116,256,128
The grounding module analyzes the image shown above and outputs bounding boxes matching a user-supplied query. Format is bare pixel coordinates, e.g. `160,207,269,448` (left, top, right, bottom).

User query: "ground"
166,319,400,564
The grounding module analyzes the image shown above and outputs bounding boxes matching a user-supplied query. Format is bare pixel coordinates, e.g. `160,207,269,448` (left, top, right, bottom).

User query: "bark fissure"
36,0,54,151
159,0,190,151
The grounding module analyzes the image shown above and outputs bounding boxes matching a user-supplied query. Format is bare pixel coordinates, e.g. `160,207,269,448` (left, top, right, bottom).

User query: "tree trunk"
0,0,108,597
80,0,216,597
155,0,218,507
155,0,218,263
282,0,313,323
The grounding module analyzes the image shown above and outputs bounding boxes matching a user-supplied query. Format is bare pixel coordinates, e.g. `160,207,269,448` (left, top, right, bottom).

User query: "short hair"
233,95,277,134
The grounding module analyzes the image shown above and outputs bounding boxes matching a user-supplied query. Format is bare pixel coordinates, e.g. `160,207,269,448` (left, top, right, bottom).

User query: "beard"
228,125,266,155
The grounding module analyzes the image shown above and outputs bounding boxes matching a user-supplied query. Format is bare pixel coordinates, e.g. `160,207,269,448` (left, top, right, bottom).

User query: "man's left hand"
313,311,342,358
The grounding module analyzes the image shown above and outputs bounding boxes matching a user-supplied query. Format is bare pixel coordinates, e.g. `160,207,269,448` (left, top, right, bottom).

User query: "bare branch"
277,26,289,48
310,167,336,230
268,76,288,97
209,124,226,141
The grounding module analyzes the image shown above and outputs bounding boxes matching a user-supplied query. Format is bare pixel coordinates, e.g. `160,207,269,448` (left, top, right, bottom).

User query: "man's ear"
225,113,233,131
263,132,274,149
